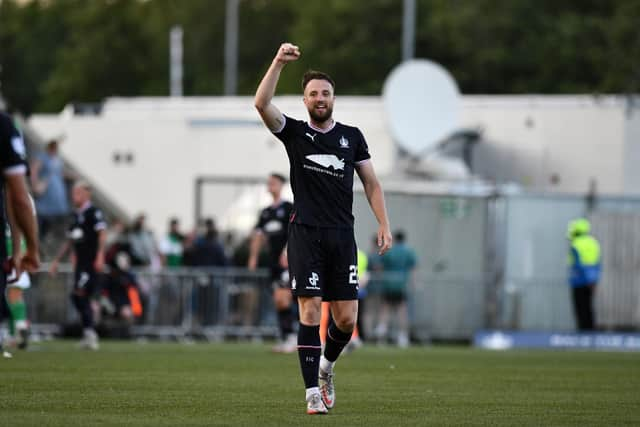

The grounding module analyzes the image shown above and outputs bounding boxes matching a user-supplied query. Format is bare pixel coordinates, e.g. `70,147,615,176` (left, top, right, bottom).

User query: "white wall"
462,96,627,194
29,95,638,235
29,96,394,235
623,106,640,194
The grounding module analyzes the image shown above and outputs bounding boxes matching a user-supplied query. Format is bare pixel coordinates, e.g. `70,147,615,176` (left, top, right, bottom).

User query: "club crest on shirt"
339,136,349,148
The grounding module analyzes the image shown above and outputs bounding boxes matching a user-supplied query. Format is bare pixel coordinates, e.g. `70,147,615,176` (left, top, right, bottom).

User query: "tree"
1,0,640,114
39,0,153,111
0,0,74,114
280,0,402,95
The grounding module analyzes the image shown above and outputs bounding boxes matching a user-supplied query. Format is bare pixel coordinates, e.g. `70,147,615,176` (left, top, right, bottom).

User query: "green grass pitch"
1,341,638,426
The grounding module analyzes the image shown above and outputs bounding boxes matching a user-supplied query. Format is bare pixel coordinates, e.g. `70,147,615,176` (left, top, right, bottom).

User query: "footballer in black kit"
68,202,107,297
255,197,293,286
51,181,107,350
274,116,369,301
248,173,297,352
0,113,28,282
0,113,28,347
255,43,392,414
0,112,40,356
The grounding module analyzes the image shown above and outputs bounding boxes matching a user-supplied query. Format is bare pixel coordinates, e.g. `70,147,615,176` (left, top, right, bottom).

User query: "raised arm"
254,43,300,132
356,161,392,255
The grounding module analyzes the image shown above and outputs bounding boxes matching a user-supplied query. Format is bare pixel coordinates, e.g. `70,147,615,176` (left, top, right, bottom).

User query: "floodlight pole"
402,0,416,62
224,0,240,95
170,26,184,97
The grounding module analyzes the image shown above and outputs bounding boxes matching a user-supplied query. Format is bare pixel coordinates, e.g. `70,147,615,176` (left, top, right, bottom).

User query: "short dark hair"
302,70,335,92
394,230,406,243
270,173,286,183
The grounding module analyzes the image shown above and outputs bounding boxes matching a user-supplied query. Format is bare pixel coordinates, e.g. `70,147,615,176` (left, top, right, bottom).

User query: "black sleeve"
0,113,27,173
272,114,300,147
354,128,371,163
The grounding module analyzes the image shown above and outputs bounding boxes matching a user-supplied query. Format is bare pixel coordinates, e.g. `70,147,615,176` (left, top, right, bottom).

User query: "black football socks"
297,323,321,390
324,322,352,363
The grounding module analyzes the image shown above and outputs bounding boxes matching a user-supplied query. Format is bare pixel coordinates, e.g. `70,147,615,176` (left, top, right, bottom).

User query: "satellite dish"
383,60,461,154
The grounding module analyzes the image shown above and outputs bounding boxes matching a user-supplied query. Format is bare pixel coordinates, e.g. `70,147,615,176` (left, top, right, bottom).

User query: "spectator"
188,218,228,267
105,218,126,249
183,219,228,327
159,217,185,268
567,218,601,331
101,251,143,326
128,214,159,268
105,219,136,272
30,139,71,241
374,230,417,348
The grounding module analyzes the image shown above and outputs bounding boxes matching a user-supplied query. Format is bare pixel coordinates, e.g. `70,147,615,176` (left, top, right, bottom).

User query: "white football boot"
318,369,335,409
306,392,328,415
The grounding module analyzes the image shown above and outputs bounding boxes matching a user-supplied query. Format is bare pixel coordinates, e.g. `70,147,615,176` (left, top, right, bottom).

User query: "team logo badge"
339,136,349,148
307,272,321,290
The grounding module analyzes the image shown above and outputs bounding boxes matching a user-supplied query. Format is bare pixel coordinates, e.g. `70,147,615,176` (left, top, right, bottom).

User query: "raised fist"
275,43,300,64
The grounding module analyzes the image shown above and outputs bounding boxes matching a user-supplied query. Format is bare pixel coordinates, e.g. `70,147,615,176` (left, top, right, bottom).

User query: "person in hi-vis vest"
567,218,601,331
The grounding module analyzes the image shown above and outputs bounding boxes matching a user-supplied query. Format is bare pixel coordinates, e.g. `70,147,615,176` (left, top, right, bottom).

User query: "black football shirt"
273,115,371,228
68,204,107,270
255,200,293,268
0,112,28,261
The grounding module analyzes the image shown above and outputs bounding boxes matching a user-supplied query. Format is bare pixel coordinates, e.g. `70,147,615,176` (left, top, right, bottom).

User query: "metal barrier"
22,266,637,342
25,265,279,340
24,266,487,341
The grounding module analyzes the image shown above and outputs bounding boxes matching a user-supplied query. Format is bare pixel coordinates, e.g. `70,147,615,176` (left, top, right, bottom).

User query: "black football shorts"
287,223,359,301
73,268,101,298
270,265,290,290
